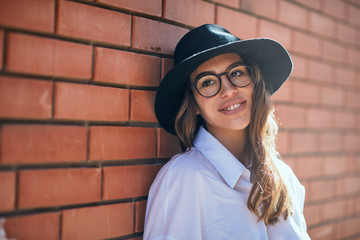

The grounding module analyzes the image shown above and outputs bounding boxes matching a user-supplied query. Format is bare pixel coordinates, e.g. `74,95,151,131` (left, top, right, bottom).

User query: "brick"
322,40,346,64
62,203,133,240
344,134,360,151
135,200,147,232
89,126,156,160
304,204,322,226
334,111,356,129
157,128,182,158
336,176,360,196
320,132,343,152
336,23,357,45
354,196,360,213
103,165,161,199
293,31,321,57
344,196,353,215
130,90,157,122
4,212,60,240
97,0,162,17
348,49,360,67
348,154,360,173
308,224,336,240
290,54,307,79
18,168,101,208
7,33,92,79
0,76,52,119
320,87,344,106
324,156,348,175
335,67,355,87
306,108,333,129
161,58,174,79
94,47,161,87
0,125,87,164
345,91,360,109
292,81,319,104
294,0,321,10
0,172,15,212
275,131,290,155
348,5,360,26
356,72,360,88
54,82,129,121
290,132,318,153
336,216,360,239
274,105,306,128
241,0,278,19
0,0,54,33
0,30,3,69
164,0,215,27
216,6,258,39
308,60,334,83
295,156,323,179
323,0,346,20
208,0,238,8
132,17,188,55
57,0,131,45
258,20,292,50
270,78,292,102
309,12,335,38
279,1,308,30
322,200,347,220
309,179,335,201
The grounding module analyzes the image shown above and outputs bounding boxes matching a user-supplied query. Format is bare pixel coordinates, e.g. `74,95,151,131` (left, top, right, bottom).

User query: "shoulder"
274,158,299,185
157,147,212,179
149,147,215,193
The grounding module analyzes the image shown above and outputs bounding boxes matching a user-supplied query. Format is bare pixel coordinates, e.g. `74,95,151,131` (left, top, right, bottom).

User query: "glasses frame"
190,62,253,98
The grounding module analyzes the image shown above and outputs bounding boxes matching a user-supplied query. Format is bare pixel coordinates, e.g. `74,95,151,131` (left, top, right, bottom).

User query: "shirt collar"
193,126,247,189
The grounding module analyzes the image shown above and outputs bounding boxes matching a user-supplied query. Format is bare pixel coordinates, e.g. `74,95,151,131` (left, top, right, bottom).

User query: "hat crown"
174,24,240,65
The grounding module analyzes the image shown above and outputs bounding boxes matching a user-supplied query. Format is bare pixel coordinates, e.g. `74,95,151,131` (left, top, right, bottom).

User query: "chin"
208,118,250,132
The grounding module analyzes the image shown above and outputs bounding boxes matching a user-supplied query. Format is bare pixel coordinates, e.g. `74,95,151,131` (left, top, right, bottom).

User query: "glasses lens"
196,74,220,97
228,65,251,87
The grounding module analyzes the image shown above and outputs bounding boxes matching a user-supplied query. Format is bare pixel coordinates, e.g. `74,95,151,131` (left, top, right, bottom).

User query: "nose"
219,75,238,98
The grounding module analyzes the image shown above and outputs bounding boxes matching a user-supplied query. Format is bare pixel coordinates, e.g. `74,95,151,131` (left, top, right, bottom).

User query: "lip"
218,99,247,115
218,99,246,110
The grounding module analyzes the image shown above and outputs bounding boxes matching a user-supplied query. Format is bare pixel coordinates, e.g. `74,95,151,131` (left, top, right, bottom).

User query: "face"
190,53,253,135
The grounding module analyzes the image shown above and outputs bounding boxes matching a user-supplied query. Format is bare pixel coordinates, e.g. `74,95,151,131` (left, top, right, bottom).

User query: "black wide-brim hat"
155,24,293,135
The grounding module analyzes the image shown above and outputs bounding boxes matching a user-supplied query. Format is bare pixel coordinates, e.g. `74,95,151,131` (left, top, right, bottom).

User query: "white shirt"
144,126,310,240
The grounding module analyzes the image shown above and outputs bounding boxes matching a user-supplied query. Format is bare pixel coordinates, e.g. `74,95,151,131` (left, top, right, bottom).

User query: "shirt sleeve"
143,155,204,240
267,159,311,240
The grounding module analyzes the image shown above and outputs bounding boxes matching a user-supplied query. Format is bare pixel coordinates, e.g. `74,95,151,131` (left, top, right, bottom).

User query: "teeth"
224,103,241,111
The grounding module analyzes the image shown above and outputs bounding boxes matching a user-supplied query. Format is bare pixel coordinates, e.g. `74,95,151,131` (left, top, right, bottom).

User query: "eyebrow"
194,61,246,79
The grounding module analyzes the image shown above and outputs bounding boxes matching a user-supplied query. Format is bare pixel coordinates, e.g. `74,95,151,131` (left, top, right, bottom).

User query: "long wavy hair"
174,55,292,225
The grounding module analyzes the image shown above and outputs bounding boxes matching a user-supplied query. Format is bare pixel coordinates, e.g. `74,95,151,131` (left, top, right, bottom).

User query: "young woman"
144,24,310,239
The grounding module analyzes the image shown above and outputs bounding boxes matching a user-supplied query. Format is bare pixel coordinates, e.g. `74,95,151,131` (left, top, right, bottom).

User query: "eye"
201,78,215,87
230,68,245,78
197,75,218,89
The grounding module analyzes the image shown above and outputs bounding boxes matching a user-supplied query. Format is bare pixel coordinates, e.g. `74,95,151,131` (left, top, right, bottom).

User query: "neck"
206,125,249,167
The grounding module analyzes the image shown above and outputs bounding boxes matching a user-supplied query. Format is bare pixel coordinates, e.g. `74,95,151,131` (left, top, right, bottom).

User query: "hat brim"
155,38,293,135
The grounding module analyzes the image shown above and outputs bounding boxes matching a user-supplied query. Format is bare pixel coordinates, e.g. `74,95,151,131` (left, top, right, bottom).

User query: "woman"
144,24,310,239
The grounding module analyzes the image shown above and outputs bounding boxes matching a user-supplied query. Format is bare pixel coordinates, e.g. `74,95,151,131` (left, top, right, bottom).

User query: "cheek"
193,94,213,115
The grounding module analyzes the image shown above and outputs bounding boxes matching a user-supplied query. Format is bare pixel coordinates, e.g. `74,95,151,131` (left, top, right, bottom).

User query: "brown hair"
174,55,292,225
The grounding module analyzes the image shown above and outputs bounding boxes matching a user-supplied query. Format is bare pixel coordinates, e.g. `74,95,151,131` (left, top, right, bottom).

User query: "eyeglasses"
190,62,253,97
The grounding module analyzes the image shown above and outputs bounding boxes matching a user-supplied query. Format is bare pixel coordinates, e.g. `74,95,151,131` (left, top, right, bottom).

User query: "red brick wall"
0,0,359,239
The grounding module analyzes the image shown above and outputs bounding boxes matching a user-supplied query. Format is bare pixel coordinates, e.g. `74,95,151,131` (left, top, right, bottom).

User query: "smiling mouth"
223,102,242,111
219,99,246,111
